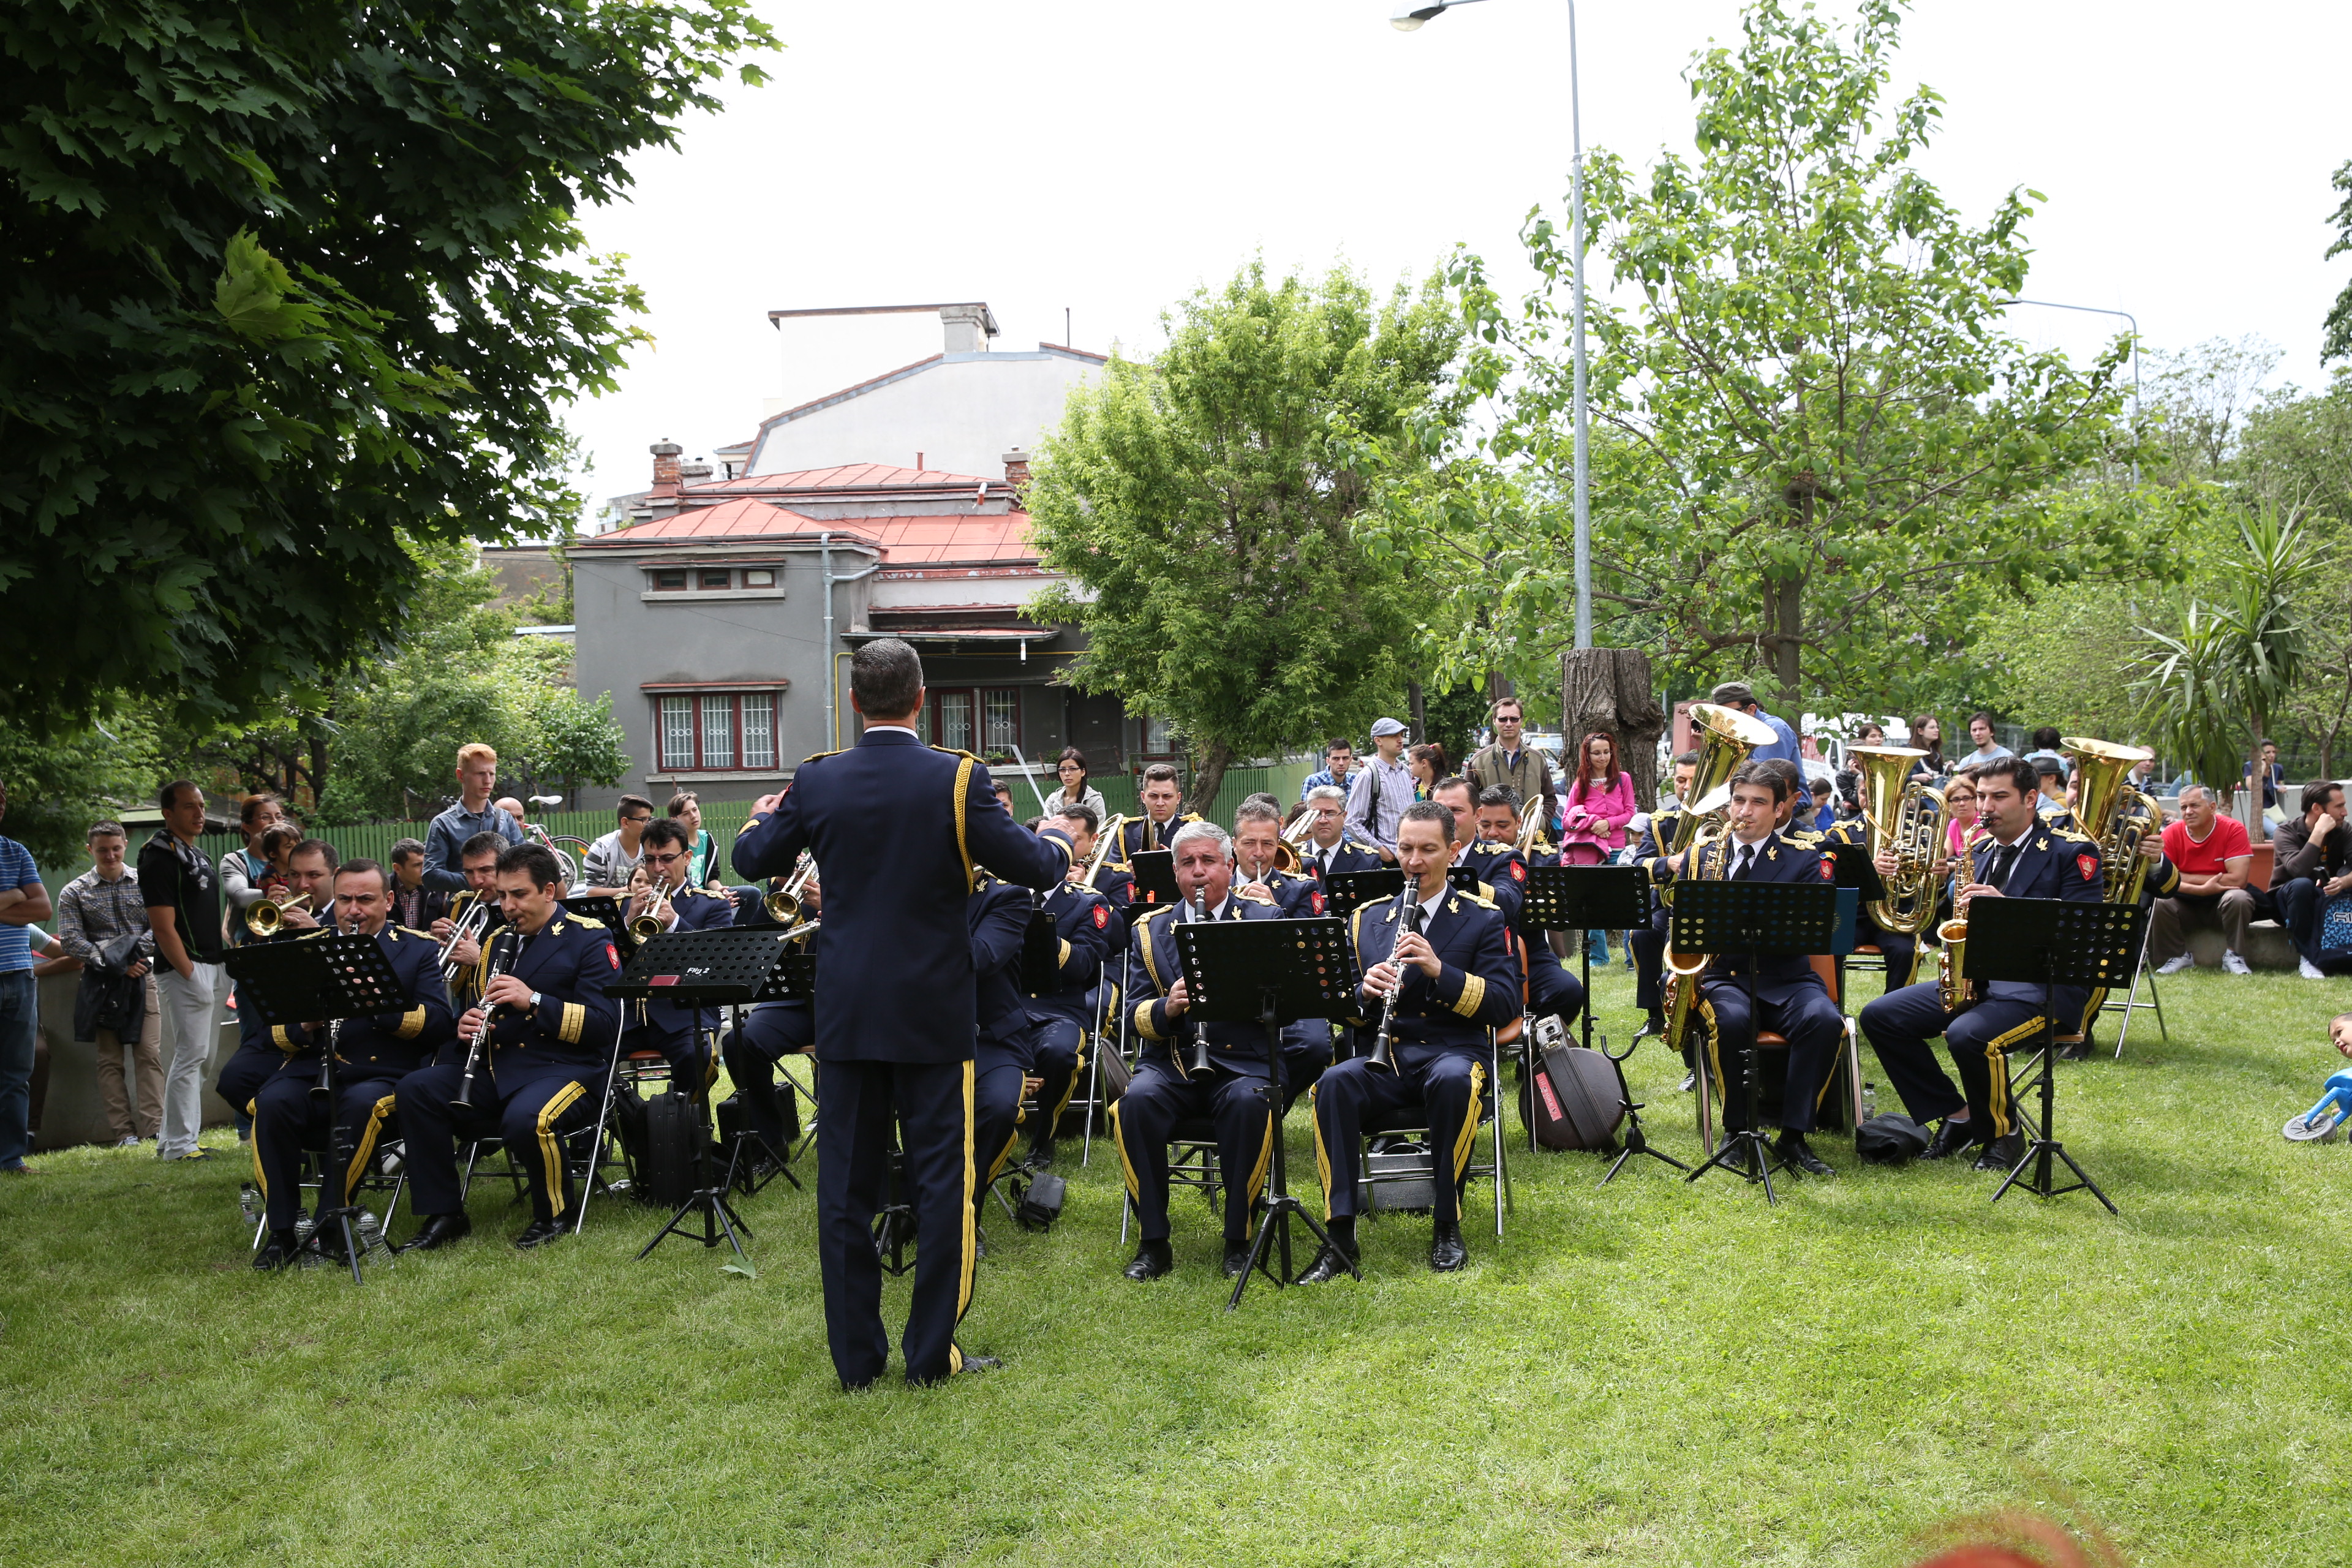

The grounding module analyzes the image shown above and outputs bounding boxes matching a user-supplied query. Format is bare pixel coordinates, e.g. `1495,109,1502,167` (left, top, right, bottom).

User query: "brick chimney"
650,439,683,498
940,302,998,355
1002,448,1031,489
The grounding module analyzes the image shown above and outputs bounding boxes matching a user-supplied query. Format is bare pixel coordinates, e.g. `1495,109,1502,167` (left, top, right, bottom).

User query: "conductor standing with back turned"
734,639,1066,1389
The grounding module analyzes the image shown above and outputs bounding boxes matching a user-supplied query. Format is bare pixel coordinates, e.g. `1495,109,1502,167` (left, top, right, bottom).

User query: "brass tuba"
1660,702,1776,906
2063,737,2158,907
1848,746,1948,936
1662,813,1733,1052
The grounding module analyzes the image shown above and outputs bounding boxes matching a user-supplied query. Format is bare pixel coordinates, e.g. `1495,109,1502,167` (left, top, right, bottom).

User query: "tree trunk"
1186,739,1237,816
1406,680,1427,744
1561,647,1667,812
1771,575,1803,703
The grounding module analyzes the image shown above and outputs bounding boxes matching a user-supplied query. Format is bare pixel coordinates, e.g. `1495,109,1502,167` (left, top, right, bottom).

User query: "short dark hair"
159,779,199,810
2304,780,2345,815
1142,763,1179,787
1477,785,1521,812
640,818,690,853
1969,710,1998,729
1431,774,1473,805
336,859,388,894
88,820,127,842
1399,799,1458,843
616,793,654,822
1728,759,1789,804
1053,802,1099,834
992,780,1012,799
287,837,340,872
1980,758,2040,797
2031,726,2062,751
666,790,698,816
1490,696,1525,719
1325,739,1353,756
497,842,564,890
460,831,507,863
238,791,281,829
388,838,425,866
851,637,924,719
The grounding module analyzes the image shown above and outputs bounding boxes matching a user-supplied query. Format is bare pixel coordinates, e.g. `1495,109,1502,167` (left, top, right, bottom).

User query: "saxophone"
1935,914,1972,1012
1662,816,1732,1049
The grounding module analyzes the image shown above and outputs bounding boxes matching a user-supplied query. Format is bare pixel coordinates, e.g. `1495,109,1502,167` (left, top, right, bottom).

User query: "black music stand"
1963,897,2138,1213
1173,915,1358,1308
1128,849,1180,907
1525,865,1688,1180
562,894,638,961
1670,876,1839,1203
606,925,794,1261
224,932,407,1284
1324,867,1405,919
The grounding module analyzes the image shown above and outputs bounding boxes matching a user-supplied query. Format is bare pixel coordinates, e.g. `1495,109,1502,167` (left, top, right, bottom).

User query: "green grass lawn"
3,963,2346,1567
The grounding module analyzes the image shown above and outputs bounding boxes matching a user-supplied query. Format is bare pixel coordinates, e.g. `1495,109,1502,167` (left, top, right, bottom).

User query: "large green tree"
1026,262,1460,808
0,0,773,737
1376,0,2165,714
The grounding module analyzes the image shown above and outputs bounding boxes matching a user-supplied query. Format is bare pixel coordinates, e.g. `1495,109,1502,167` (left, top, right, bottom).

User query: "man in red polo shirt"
2151,783,2256,975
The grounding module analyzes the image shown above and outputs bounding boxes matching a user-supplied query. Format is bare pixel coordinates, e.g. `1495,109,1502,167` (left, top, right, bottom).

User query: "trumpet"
245,892,312,938
1079,819,1125,889
435,891,491,984
764,851,817,925
627,872,677,941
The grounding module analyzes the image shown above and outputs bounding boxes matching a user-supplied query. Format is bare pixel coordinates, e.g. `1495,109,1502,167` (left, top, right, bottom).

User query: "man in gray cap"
1344,718,1418,861
1709,680,1812,817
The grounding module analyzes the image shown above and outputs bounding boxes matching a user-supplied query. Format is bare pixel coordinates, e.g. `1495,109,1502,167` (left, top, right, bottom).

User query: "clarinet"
1365,887,1423,1074
1179,884,1213,1079
451,925,527,1111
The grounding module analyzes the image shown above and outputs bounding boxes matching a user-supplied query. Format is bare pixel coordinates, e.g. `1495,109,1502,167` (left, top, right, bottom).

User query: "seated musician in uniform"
1116,763,1201,865
1048,804,1132,932
1656,761,1847,1177
216,837,341,1122
1626,752,1699,1044
1291,784,1384,883
1112,821,1305,1282
248,860,454,1270
1859,758,2105,1170
426,832,507,1020
1022,826,1114,1168
969,869,1041,1242
1299,800,1522,1280
1438,775,1583,1041
394,843,623,1251
720,869,816,1160
617,818,737,1087
1229,800,1335,1095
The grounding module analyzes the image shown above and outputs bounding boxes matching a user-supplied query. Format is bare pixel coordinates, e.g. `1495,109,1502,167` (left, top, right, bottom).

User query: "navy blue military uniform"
217,903,340,1117
1115,811,1202,869
1023,870,1114,1163
720,883,812,1152
617,883,737,1085
1464,837,1585,1040
395,909,624,1228
1111,897,1306,1248
247,924,454,1236
969,876,1039,1205
1311,886,1521,1227
1626,809,1686,1027
1663,830,1847,1133
1294,834,1385,883
1235,864,1339,1092
1860,825,2105,1139
733,728,1065,1389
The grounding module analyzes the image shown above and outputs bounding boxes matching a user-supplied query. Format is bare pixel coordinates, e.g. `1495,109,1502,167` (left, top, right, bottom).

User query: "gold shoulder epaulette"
2054,825,2097,845
399,925,435,942
1133,903,1176,927
1460,890,1499,910
930,745,981,763
800,748,844,766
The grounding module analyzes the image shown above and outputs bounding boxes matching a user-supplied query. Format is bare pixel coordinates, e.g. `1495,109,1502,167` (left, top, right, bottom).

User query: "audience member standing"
1908,714,1948,780
1558,731,1638,865
140,781,224,1162
55,821,161,1147
2150,783,2256,976
1467,698,1556,825
0,780,51,1174
1709,681,1814,814
1299,740,1356,802
421,744,523,892
1962,712,2015,767
219,792,287,944
1344,718,1417,861
1049,748,1110,825
387,838,432,929
2019,726,2070,780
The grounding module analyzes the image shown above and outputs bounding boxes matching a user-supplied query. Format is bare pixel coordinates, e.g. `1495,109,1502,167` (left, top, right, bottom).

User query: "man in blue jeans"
0,779,53,1174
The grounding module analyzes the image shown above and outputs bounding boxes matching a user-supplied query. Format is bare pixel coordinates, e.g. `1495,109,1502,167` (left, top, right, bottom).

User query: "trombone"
435,891,492,984
765,851,817,925
1079,819,1125,889
245,892,312,938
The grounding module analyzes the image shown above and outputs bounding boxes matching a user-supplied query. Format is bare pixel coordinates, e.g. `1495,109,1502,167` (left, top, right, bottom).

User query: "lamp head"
1391,0,1480,30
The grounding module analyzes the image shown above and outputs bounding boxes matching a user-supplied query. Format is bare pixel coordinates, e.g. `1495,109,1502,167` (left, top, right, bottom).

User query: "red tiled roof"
684,462,991,494
573,498,834,546
574,500,1035,563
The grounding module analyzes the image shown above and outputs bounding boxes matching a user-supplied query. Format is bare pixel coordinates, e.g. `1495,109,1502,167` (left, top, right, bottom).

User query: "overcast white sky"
563,0,2352,513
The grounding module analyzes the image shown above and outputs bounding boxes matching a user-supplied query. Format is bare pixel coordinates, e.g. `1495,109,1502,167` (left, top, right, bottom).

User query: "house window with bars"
928,687,1021,755
655,692,780,772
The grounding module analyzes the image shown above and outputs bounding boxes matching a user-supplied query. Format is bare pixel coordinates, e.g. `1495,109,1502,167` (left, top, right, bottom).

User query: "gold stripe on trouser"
984,1126,1021,1189
952,1061,976,1375
535,1082,587,1218
1450,1061,1488,1184
1242,1110,1274,1237
247,1101,268,1204
1309,1084,1334,1221
1697,997,1724,1106
1046,1035,1085,1125
2076,988,2108,1037
344,1093,398,1202
1981,1017,2046,1139
1108,1101,1143,1204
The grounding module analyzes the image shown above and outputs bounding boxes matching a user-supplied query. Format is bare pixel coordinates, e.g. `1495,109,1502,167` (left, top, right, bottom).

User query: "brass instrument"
1515,795,1551,858
435,891,491,984
627,871,676,941
763,850,818,925
244,892,312,938
1662,815,1733,1051
1935,916,1972,1011
1848,745,1948,936
2063,737,2158,908
1660,703,1776,907
1079,818,1125,889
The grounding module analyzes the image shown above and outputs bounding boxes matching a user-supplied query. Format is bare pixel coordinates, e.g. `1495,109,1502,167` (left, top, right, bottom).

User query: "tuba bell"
1660,702,1776,906
1847,746,1947,937
2062,737,2158,907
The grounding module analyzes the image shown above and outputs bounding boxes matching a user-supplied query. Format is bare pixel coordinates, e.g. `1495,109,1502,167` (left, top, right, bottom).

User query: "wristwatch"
529,990,543,1012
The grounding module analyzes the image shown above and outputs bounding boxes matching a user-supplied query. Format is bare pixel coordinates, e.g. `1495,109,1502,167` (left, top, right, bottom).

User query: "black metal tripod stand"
1598,1028,1691,1184
1229,990,1354,1308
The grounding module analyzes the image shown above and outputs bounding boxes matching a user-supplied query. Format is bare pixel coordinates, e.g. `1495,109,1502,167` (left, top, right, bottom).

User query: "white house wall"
747,352,1100,481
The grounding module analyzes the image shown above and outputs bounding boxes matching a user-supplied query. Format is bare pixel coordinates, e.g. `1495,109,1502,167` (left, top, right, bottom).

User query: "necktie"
1733,845,1755,881
1986,842,2018,890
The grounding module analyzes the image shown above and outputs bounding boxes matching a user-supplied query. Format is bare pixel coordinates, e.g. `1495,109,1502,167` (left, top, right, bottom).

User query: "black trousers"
396,1060,605,1225
1311,1050,1486,1224
1028,1015,1083,1150
1110,1060,1275,1243
816,1058,976,1389
1697,973,1845,1133
248,1071,402,1233
1629,909,1670,1019
1852,915,1921,996
723,1003,807,1151
1858,981,2058,1139
1528,952,1586,1035
216,1044,281,1118
973,1054,1027,1201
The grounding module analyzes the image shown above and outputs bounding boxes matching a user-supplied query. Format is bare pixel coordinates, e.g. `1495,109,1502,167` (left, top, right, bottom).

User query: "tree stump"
1562,647,1667,811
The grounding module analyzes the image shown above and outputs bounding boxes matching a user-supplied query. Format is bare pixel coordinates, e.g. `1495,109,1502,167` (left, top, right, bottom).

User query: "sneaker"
115,1135,141,1148
2221,951,2252,976
160,1147,214,1163
2300,959,2328,981
2155,956,2195,976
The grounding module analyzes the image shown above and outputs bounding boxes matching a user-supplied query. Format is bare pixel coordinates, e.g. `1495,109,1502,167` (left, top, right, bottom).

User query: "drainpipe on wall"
820,530,882,752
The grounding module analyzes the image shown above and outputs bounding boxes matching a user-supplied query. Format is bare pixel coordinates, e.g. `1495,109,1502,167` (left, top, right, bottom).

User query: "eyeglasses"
621,814,652,826
644,851,686,867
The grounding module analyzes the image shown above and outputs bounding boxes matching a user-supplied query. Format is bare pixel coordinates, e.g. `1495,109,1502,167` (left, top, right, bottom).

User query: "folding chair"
1350,1027,1514,1241
1117,1115,1224,1245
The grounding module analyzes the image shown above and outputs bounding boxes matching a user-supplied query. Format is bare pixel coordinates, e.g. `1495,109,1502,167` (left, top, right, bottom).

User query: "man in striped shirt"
1343,717,1417,862
0,780,52,1174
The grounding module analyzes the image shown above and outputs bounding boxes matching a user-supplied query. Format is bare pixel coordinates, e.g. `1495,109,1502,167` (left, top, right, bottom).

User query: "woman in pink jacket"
1558,731,1637,867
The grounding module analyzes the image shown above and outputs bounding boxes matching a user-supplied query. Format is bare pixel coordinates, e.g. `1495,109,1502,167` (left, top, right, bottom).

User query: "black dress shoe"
397,1212,472,1253
1122,1238,1174,1281
1679,1071,1697,1093
1921,1118,1981,1161
1775,1131,1835,1178
1027,1142,1057,1170
2056,1042,2092,1062
956,1352,1003,1374
252,1233,298,1272
1973,1131,2026,1172
1634,1016,1667,1041
1429,1220,1469,1272
1221,1240,1253,1278
512,1217,568,1250
1295,1238,1359,1284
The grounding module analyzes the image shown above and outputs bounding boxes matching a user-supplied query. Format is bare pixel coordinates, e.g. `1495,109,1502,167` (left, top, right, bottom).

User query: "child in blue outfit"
2284,1012,2352,1141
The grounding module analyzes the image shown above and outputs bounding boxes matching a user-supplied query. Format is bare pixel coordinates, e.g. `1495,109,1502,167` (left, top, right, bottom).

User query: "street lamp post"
2002,297,2143,484
1393,0,1592,650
